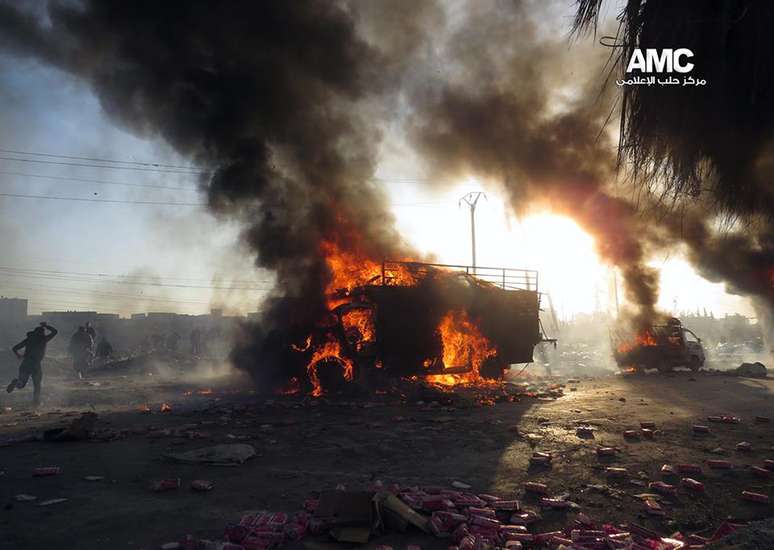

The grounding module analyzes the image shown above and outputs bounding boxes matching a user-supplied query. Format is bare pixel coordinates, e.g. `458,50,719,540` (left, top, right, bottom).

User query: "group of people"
5,321,115,408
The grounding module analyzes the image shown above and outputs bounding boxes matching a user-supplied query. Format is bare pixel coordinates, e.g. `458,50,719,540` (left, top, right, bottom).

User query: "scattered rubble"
163,444,257,466
164,479,769,550
734,362,767,378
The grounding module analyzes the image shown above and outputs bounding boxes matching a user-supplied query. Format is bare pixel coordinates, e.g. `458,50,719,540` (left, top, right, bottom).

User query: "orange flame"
321,241,415,307
306,339,354,397
426,310,497,386
341,308,375,342
617,330,658,354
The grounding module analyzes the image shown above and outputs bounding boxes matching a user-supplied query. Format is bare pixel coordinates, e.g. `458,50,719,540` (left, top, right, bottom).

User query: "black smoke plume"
407,2,664,329
0,0,431,387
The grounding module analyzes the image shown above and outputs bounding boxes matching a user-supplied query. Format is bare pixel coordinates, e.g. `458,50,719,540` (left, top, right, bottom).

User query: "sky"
0,4,756,322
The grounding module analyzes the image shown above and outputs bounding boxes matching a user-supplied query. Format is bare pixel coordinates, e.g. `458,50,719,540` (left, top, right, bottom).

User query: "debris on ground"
32,466,61,477
734,362,767,378
191,480,214,492
43,412,98,442
151,479,181,492
37,498,68,506
165,480,764,549
163,444,256,466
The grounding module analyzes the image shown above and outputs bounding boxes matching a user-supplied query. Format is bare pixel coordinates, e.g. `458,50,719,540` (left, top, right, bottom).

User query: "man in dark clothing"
84,321,96,340
69,326,93,379
7,322,58,408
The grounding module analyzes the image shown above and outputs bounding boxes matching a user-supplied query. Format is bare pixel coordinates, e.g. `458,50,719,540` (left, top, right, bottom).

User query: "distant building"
0,297,28,324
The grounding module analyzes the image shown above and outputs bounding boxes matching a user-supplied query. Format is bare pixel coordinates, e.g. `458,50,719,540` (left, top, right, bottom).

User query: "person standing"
6,322,58,408
68,326,93,379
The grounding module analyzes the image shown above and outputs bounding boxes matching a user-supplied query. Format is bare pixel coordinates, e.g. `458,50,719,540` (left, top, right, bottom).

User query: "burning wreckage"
265,248,551,396
611,318,706,373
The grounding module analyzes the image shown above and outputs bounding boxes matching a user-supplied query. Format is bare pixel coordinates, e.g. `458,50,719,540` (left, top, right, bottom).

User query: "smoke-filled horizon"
0,1,770,351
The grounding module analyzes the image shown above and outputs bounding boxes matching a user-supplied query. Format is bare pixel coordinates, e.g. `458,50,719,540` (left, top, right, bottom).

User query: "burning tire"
309,356,354,394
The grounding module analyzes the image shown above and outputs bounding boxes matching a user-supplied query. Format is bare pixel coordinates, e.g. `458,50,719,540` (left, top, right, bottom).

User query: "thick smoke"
657,213,774,354
0,0,435,386
0,0,770,383
407,2,663,329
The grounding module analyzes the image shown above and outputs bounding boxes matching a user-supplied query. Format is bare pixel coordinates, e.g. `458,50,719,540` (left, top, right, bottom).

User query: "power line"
0,266,274,285
0,268,273,291
0,147,198,170
0,284,214,305
0,170,200,191
0,192,205,206
0,156,206,175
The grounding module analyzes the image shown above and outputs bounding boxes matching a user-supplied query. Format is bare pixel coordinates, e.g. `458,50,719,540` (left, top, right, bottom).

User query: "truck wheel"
656,361,673,373
480,357,506,380
688,356,702,372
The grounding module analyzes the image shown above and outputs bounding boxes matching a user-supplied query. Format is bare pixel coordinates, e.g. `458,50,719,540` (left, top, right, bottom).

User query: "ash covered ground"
0,353,772,550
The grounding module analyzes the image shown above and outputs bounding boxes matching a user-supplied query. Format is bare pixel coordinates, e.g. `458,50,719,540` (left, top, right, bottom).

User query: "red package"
458,535,476,550
623,430,640,438
754,416,771,423
764,459,774,471
707,459,732,469
523,482,548,495
501,533,533,543
32,467,60,477
597,446,616,456
453,494,486,507
499,525,528,535
529,455,551,465
640,421,656,429
644,499,664,515
191,479,214,491
649,481,677,496
736,441,752,452
660,464,676,475
467,507,495,518
540,497,571,509
741,490,769,503
606,467,628,478
491,500,520,511
422,495,445,511
693,425,710,433
677,464,702,474
469,515,500,530
751,466,771,478
641,428,655,439
532,531,562,544
452,523,470,543
151,478,181,492
681,478,705,492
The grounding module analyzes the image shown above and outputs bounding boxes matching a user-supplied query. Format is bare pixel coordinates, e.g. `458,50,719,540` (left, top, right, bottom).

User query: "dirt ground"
0,356,772,549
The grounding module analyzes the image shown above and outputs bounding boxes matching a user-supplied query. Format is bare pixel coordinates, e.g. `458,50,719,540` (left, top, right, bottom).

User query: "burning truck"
612,317,706,373
269,246,549,396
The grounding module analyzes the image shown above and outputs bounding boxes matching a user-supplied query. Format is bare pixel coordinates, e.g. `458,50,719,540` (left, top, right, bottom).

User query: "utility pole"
459,191,486,274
